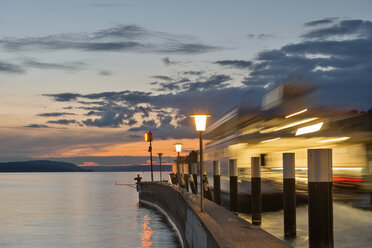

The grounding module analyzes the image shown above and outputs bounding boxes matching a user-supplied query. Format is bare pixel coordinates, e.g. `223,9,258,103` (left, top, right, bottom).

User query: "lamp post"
175,142,182,181
144,131,153,182
158,153,163,181
191,114,210,212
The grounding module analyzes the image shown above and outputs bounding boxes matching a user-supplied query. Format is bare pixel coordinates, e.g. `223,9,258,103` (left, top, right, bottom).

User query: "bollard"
308,149,333,248
251,157,261,225
213,160,221,205
283,153,296,237
229,159,238,212
192,162,198,187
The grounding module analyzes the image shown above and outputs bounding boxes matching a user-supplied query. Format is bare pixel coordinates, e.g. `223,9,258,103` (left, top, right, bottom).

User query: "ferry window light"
285,108,308,118
295,122,324,136
260,137,281,143
317,137,350,143
274,117,318,132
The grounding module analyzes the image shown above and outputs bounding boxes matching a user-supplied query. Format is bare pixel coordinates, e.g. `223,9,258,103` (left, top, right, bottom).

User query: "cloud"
0,24,220,55
38,112,76,117
0,61,25,74
304,17,338,27
214,60,252,69
47,119,77,125
23,59,85,71
302,19,372,40
162,57,178,65
42,18,372,138
182,71,204,76
184,74,231,92
24,124,50,128
43,93,81,102
152,75,173,81
99,70,112,76
247,33,275,40
241,19,372,108
43,75,249,138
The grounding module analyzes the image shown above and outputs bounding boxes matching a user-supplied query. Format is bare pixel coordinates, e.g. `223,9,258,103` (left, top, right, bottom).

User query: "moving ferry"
204,83,372,191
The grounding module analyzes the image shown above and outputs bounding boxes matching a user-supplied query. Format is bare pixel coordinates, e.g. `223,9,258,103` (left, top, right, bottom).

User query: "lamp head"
190,114,211,131
144,131,152,142
175,143,182,152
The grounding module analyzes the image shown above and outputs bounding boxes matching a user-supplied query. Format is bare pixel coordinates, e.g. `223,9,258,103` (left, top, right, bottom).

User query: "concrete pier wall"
138,182,290,248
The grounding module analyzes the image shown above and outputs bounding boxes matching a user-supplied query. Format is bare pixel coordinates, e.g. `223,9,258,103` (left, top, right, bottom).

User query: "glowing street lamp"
144,131,154,182
175,142,182,176
191,114,210,212
175,143,182,153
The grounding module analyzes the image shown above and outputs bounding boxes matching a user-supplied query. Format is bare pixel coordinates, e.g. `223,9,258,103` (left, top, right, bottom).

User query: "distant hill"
83,164,172,172
0,160,91,172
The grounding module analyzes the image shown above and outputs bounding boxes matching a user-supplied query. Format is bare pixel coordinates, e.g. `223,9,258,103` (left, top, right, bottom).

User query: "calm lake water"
0,172,179,248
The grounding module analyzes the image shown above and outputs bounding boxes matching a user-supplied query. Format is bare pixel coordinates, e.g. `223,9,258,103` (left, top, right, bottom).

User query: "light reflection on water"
239,202,372,248
0,172,179,248
141,215,153,248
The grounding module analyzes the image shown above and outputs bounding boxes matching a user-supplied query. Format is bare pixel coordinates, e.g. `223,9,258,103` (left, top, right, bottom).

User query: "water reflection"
141,214,153,248
0,172,178,248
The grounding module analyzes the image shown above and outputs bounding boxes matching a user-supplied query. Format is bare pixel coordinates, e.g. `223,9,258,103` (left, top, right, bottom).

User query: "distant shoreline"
0,160,172,173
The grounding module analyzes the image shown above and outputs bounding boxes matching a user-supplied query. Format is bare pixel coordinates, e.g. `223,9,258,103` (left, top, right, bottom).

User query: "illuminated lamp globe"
191,114,211,131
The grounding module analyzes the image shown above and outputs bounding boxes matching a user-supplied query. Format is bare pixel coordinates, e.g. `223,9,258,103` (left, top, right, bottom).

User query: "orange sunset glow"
59,138,204,158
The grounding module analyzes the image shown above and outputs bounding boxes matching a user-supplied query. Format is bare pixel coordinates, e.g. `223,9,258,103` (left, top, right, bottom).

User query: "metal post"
149,140,153,182
283,153,296,237
251,157,261,225
199,131,204,212
229,159,238,212
308,149,333,248
158,153,163,182
213,160,221,205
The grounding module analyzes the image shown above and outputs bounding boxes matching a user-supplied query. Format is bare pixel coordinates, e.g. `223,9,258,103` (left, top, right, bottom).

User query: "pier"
139,181,290,248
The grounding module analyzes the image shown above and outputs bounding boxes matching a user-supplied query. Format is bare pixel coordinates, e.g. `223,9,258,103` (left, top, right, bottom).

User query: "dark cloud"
99,70,112,76
247,33,275,40
24,124,50,128
185,74,231,92
43,93,81,102
153,74,230,92
127,119,137,126
93,24,148,39
47,119,77,125
182,71,204,76
152,75,172,81
24,59,85,71
38,112,76,117
81,105,137,128
162,57,178,65
0,25,219,55
241,19,372,108
214,60,252,69
42,18,372,137
302,19,372,40
304,17,338,27
85,111,97,116
0,61,25,74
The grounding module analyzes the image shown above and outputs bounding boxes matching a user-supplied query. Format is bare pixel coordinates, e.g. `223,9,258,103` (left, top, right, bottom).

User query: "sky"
0,0,371,165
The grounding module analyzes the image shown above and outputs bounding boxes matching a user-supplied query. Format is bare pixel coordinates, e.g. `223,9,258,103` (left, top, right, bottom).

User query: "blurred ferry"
205,83,372,192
